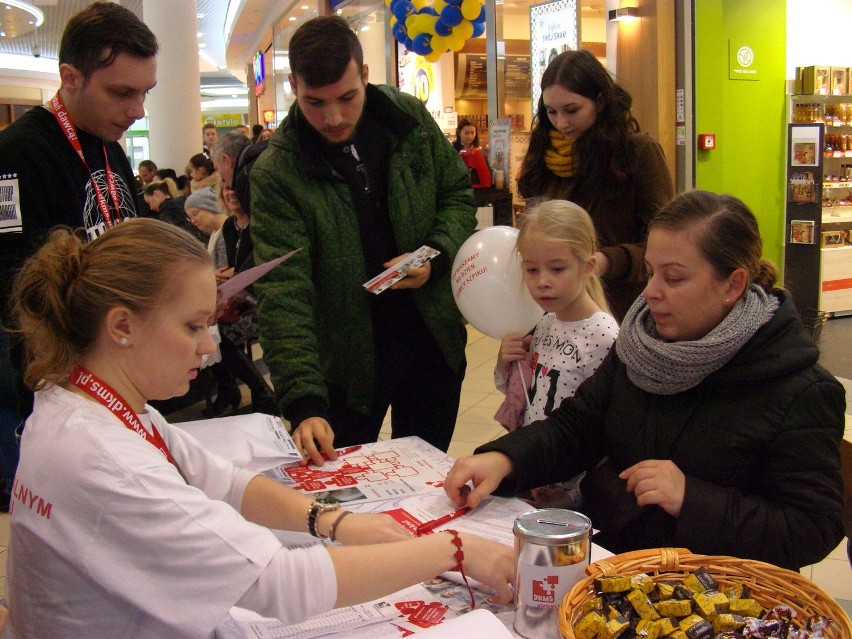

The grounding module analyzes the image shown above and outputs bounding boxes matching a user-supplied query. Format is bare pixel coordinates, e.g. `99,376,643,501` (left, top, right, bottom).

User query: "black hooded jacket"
479,290,845,570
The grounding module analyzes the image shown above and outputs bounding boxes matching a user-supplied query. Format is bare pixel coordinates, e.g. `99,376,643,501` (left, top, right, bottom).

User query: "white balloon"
451,226,542,339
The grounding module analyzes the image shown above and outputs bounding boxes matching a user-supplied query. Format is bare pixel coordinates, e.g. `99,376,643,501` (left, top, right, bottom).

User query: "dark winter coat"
479,291,845,570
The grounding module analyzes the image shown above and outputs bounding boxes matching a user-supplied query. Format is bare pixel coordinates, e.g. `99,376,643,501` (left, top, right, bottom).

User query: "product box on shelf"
800,66,831,95
821,230,846,247
830,67,848,95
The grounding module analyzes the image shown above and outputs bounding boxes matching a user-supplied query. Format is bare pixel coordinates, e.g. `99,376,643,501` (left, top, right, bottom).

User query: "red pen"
307,445,362,466
415,506,471,535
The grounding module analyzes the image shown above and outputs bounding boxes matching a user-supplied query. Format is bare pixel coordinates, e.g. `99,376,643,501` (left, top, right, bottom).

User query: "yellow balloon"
390,15,397,27
412,0,429,9
423,15,439,34
447,33,465,51
425,50,443,63
406,14,423,36
460,0,480,20
434,0,448,14
430,34,447,52
455,19,474,39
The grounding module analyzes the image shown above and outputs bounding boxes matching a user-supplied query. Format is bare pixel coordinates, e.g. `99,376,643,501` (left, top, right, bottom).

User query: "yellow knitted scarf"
544,129,579,178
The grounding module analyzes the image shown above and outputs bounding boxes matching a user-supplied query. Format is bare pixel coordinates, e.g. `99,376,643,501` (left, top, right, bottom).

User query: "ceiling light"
197,31,203,37
0,0,43,38
4,1,43,25
608,6,639,21
288,16,297,21
198,42,207,48
301,4,309,9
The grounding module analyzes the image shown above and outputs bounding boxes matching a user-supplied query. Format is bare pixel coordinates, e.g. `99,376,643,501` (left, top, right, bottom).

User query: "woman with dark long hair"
518,49,674,320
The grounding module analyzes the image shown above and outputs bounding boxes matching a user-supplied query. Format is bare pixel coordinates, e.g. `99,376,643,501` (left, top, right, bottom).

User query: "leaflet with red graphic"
265,438,450,503
362,245,440,294
222,584,514,639
381,493,531,545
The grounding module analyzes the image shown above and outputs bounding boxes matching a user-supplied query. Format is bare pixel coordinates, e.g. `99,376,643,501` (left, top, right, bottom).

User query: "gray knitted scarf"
615,285,779,395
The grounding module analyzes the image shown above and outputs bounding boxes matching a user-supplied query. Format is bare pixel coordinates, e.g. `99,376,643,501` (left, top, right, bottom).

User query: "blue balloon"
420,6,438,15
392,21,408,42
440,5,463,26
472,5,486,23
472,20,485,37
391,0,414,22
445,0,463,5
434,19,452,36
404,36,414,50
412,32,433,55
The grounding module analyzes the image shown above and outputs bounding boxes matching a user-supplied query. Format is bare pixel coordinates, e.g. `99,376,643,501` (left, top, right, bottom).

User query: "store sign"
202,114,244,128
254,51,266,96
399,51,443,118
728,41,760,81
529,0,578,114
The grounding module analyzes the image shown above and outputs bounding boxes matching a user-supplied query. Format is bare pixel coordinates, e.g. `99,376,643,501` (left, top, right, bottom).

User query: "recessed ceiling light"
288,16,296,21
198,43,207,48
301,5,309,9
2,1,44,28
196,13,205,19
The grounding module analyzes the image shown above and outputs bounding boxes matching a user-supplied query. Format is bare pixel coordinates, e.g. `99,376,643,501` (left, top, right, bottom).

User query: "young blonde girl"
495,200,618,507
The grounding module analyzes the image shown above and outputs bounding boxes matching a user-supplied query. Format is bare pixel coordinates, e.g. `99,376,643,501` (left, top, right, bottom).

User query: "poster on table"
509,131,531,204
529,0,579,117
488,118,511,175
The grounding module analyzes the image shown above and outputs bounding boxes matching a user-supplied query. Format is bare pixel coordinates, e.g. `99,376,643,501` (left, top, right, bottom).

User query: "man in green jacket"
250,16,477,464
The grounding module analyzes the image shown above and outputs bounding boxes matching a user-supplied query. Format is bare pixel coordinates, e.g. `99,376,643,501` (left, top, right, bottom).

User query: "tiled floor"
1,325,849,616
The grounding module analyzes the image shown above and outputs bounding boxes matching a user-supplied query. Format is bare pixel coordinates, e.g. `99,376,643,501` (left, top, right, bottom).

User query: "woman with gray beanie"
444,190,845,572
185,186,227,264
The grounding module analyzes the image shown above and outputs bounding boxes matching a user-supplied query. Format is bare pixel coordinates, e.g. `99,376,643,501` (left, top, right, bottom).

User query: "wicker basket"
558,548,852,639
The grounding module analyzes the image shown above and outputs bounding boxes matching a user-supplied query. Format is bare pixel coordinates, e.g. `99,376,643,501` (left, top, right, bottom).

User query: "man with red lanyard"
0,2,158,510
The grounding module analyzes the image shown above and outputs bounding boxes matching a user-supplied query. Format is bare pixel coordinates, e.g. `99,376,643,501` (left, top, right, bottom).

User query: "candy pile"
572,568,834,639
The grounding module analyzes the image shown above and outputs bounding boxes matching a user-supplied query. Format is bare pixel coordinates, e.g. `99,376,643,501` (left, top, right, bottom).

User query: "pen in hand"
415,506,471,535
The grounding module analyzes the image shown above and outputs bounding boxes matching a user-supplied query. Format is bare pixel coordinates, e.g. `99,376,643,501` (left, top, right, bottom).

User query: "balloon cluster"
387,0,487,62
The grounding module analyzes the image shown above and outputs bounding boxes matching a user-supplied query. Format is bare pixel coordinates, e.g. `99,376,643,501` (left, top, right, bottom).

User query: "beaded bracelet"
328,510,352,543
307,500,340,538
445,529,475,609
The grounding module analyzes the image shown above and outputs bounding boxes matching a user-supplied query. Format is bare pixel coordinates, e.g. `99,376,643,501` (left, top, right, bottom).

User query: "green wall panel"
694,0,787,266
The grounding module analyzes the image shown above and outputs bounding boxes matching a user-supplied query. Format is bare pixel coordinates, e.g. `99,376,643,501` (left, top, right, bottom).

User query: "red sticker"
410,602,448,627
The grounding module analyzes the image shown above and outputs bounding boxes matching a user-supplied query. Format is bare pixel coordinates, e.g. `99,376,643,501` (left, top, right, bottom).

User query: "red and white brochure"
363,246,440,295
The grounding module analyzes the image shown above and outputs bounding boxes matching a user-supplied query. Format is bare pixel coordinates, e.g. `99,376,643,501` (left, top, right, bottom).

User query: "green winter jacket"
250,84,476,425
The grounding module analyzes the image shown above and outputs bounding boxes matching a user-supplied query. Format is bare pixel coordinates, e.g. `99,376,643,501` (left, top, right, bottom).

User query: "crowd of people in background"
0,3,845,637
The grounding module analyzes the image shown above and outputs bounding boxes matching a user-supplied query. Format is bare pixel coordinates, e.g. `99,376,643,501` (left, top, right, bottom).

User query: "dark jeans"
328,322,466,452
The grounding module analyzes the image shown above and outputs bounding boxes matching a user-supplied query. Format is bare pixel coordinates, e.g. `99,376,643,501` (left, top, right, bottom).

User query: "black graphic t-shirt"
0,105,138,315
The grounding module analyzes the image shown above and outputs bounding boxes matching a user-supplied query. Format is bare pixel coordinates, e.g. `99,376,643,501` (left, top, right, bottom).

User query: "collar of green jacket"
283,83,419,174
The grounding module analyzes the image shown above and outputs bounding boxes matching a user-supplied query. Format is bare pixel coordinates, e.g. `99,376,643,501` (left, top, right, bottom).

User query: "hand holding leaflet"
217,248,301,305
363,245,440,294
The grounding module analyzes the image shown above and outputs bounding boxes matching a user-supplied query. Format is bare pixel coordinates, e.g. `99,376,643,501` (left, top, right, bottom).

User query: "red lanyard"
69,365,176,465
49,92,123,229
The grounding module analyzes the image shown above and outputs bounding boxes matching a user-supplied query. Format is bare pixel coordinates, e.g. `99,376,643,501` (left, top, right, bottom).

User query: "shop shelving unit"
785,94,852,330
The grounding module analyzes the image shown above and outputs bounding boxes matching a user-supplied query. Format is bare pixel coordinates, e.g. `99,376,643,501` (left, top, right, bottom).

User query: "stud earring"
119,337,128,346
